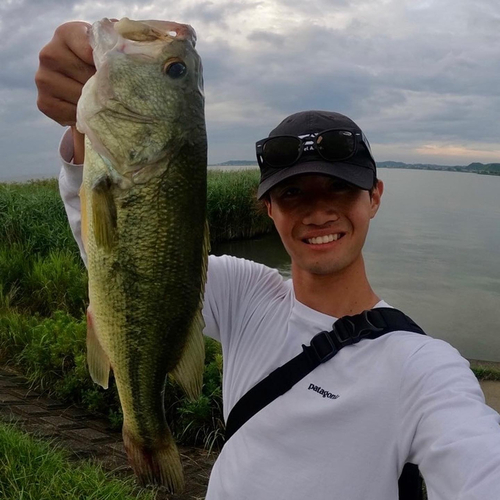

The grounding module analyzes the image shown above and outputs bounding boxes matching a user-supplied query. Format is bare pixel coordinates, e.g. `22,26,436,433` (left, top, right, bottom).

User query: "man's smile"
302,232,346,245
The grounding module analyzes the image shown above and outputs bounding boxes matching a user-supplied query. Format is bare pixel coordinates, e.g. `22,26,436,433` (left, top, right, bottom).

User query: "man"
36,22,500,500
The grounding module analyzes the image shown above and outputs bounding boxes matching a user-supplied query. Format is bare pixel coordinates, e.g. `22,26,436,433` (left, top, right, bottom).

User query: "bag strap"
225,307,425,440
224,307,426,500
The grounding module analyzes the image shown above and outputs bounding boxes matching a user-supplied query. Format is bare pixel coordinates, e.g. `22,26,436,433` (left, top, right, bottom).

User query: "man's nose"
302,196,340,226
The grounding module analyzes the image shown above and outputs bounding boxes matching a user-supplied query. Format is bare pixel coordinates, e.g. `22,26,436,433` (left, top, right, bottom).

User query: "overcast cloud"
0,0,499,180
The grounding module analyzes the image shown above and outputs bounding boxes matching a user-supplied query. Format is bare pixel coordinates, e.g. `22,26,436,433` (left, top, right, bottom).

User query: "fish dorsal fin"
169,220,210,400
86,307,111,389
91,173,117,250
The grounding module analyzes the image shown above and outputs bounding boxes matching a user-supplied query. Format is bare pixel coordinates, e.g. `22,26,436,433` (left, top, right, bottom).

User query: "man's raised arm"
35,21,98,262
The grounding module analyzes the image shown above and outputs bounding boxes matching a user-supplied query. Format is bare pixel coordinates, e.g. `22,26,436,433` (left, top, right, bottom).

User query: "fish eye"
163,59,187,79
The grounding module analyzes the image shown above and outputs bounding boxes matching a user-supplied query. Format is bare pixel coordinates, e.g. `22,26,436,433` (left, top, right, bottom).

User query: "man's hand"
35,21,95,127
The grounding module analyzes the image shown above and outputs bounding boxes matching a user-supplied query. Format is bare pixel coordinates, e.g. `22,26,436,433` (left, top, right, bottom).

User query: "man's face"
265,174,383,278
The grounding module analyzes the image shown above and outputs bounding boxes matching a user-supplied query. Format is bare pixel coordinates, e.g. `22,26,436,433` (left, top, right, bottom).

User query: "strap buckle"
310,331,338,363
309,310,386,364
334,309,385,340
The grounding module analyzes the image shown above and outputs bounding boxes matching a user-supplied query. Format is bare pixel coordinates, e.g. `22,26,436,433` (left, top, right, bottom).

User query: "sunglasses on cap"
255,129,374,169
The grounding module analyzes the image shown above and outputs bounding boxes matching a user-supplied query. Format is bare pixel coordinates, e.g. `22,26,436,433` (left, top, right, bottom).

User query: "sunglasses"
256,129,373,168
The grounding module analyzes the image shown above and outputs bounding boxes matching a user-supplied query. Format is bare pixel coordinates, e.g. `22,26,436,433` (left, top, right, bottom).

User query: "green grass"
0,180,79,258
471,366,500,381
0,422,155,500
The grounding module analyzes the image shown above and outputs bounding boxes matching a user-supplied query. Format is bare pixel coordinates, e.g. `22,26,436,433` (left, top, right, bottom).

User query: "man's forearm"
71,126,85,165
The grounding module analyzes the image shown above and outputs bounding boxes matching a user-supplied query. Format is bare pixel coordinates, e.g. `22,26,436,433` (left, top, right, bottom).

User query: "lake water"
214,168,500,362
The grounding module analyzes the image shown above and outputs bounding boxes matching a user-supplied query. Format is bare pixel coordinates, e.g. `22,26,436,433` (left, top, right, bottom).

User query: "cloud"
1,0,499,180
415,144,500,161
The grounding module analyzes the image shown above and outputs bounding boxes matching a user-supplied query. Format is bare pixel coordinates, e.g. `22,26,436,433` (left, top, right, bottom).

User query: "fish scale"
77,17,208,492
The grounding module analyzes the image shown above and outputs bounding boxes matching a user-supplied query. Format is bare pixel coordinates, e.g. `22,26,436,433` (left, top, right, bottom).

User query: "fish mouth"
90,18,197,70
303,233,345,245
115,19,197,45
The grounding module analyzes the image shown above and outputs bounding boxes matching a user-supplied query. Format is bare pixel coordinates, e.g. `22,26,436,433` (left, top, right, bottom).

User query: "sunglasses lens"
263,137,301,167
317,130,355,161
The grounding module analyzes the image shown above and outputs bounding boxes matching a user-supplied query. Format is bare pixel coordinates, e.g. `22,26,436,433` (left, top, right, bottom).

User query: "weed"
0,422,155,499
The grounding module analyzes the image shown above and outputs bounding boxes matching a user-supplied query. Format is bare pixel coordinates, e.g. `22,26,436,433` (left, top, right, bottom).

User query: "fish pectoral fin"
91,173,117,250
170,220,210,401
86,308,111,389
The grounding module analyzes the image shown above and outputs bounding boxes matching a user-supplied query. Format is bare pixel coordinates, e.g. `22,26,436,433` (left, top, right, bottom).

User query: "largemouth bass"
76,17,208,492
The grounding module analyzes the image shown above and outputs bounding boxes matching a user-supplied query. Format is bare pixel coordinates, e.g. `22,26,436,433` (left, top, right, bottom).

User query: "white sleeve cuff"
58,128,87,266
59,128,83,190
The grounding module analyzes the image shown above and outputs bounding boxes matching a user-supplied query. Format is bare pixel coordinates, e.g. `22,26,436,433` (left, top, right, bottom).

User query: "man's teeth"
307,234,341,245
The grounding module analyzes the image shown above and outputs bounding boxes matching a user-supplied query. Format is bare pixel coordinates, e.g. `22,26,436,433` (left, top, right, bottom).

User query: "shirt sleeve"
398,339,500,499
201,254,284,346
58,128,86,266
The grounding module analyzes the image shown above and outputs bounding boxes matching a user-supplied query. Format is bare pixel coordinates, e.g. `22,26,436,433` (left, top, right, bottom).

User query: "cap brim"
257,160,375,199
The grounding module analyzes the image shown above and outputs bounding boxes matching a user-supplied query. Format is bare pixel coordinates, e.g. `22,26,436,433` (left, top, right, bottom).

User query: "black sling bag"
225,307,426,500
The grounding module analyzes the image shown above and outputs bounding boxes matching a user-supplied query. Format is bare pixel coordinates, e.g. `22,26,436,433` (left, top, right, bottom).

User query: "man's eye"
281,187,301,197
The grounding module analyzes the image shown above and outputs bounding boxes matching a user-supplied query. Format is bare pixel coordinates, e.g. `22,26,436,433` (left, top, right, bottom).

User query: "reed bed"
0,422,155,500
0,172,267,450
207,169,272,244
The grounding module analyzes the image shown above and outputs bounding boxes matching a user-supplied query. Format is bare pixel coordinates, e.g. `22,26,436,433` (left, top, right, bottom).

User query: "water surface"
214,169,500,362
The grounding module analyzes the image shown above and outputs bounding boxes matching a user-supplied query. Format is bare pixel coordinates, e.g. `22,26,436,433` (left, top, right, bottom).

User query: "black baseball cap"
256,110,377,199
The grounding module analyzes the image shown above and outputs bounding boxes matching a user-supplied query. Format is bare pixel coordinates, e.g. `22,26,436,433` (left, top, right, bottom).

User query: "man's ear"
370,180,384,219
264,198,273,220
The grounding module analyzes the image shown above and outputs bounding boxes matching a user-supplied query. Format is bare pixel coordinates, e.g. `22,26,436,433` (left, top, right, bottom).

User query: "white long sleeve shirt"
58,129,500,499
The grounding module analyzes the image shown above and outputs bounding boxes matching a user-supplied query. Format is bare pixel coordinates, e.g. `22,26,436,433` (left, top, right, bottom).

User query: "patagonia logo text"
308,383,340,400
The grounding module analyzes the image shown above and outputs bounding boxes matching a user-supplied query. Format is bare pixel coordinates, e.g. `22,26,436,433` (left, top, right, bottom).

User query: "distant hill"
377,161,500,175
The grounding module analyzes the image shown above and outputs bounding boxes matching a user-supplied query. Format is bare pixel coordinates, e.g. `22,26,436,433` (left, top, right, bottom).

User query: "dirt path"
0,366,216,499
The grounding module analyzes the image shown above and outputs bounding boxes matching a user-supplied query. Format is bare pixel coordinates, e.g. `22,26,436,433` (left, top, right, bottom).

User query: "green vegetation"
471,366,500,381
207,169,272,244
0,171,271,451
0,422,155,500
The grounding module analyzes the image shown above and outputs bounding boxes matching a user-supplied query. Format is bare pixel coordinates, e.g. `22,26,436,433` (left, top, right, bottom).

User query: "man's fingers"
36,66,87,106
36,21,97,125
39,22,96,85
57,21,94,67
36,94,77,127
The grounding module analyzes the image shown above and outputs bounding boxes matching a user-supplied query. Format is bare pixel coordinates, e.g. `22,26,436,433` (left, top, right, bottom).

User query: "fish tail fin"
123,424,184,492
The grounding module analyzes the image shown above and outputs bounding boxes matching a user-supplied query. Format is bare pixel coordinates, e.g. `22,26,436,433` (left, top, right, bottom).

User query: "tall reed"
207,169,273,244
0,179,79,257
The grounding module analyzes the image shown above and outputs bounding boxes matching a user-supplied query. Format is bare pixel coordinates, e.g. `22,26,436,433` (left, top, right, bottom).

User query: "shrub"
21,249,88,318
207,169,272,244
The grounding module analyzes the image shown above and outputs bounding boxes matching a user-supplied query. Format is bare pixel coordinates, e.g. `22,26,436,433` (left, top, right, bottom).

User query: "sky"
1,0,499,181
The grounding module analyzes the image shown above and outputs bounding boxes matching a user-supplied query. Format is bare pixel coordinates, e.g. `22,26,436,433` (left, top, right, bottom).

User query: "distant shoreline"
209,159,500,176
2,162,499,184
